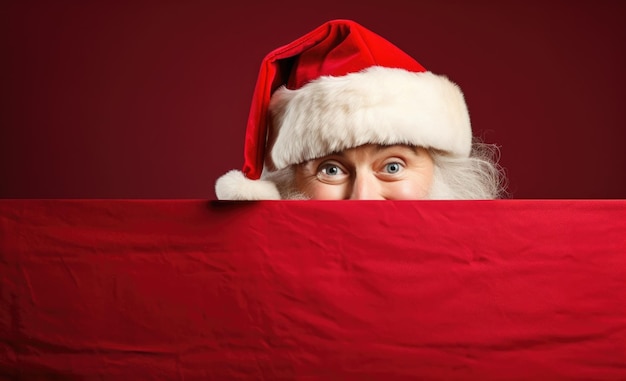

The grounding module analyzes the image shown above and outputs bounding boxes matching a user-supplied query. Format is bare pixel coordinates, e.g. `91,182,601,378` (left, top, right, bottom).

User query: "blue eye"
317,162,348,184
322,165,342,176
385,162,402,174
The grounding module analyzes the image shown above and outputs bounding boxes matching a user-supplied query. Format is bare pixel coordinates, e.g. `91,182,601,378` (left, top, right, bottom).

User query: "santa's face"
294,144,434,200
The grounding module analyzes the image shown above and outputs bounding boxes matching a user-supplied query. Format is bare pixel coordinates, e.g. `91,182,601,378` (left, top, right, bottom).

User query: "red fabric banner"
1,200,625,379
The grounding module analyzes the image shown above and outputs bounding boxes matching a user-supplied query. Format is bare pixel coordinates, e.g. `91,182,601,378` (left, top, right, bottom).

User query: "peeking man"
215,20,505,200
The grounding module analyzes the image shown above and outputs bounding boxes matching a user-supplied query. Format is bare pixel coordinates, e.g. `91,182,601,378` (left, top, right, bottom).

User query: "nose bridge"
349,171,381,200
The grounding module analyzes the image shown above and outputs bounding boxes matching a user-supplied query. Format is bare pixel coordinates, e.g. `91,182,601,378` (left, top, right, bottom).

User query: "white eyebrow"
375,144,420,156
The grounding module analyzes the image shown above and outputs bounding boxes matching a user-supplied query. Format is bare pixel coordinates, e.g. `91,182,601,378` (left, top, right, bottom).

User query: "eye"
384,162,403,174
320,164,344,176
316,162,348,184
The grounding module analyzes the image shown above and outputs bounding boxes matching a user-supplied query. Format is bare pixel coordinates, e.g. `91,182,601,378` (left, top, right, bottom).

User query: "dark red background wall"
1,0,624,199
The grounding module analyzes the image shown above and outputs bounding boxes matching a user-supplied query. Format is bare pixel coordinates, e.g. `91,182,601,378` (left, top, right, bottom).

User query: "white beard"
426,166,457,199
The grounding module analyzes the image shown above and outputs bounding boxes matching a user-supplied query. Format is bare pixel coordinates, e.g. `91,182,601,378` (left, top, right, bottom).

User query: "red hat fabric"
244,19,426,181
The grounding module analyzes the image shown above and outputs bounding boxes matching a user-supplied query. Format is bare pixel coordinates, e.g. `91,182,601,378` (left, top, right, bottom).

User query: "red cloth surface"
1,200,625,380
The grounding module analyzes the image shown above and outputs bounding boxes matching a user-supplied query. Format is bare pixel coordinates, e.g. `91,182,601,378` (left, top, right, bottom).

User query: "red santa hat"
215,19,472,200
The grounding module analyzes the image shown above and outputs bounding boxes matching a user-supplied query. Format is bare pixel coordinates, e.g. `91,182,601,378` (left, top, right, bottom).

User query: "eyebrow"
375,144,420,155
309,144,420,163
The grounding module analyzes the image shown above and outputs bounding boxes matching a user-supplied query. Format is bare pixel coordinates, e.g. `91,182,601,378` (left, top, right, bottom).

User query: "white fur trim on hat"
215,170,281,200
268,66,472,169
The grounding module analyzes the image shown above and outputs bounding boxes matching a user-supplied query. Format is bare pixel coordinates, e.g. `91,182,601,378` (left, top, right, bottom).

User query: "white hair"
262,142,507,200
428,142,507,199
261,165,308,200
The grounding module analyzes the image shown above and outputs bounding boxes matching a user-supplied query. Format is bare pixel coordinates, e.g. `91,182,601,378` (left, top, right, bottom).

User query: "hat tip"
215,170,281,200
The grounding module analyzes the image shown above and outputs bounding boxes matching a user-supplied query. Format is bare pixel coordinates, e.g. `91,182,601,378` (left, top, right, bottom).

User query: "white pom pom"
215,170,281,200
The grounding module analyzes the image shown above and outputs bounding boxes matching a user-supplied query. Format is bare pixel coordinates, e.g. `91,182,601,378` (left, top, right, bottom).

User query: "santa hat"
215,19,472,200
